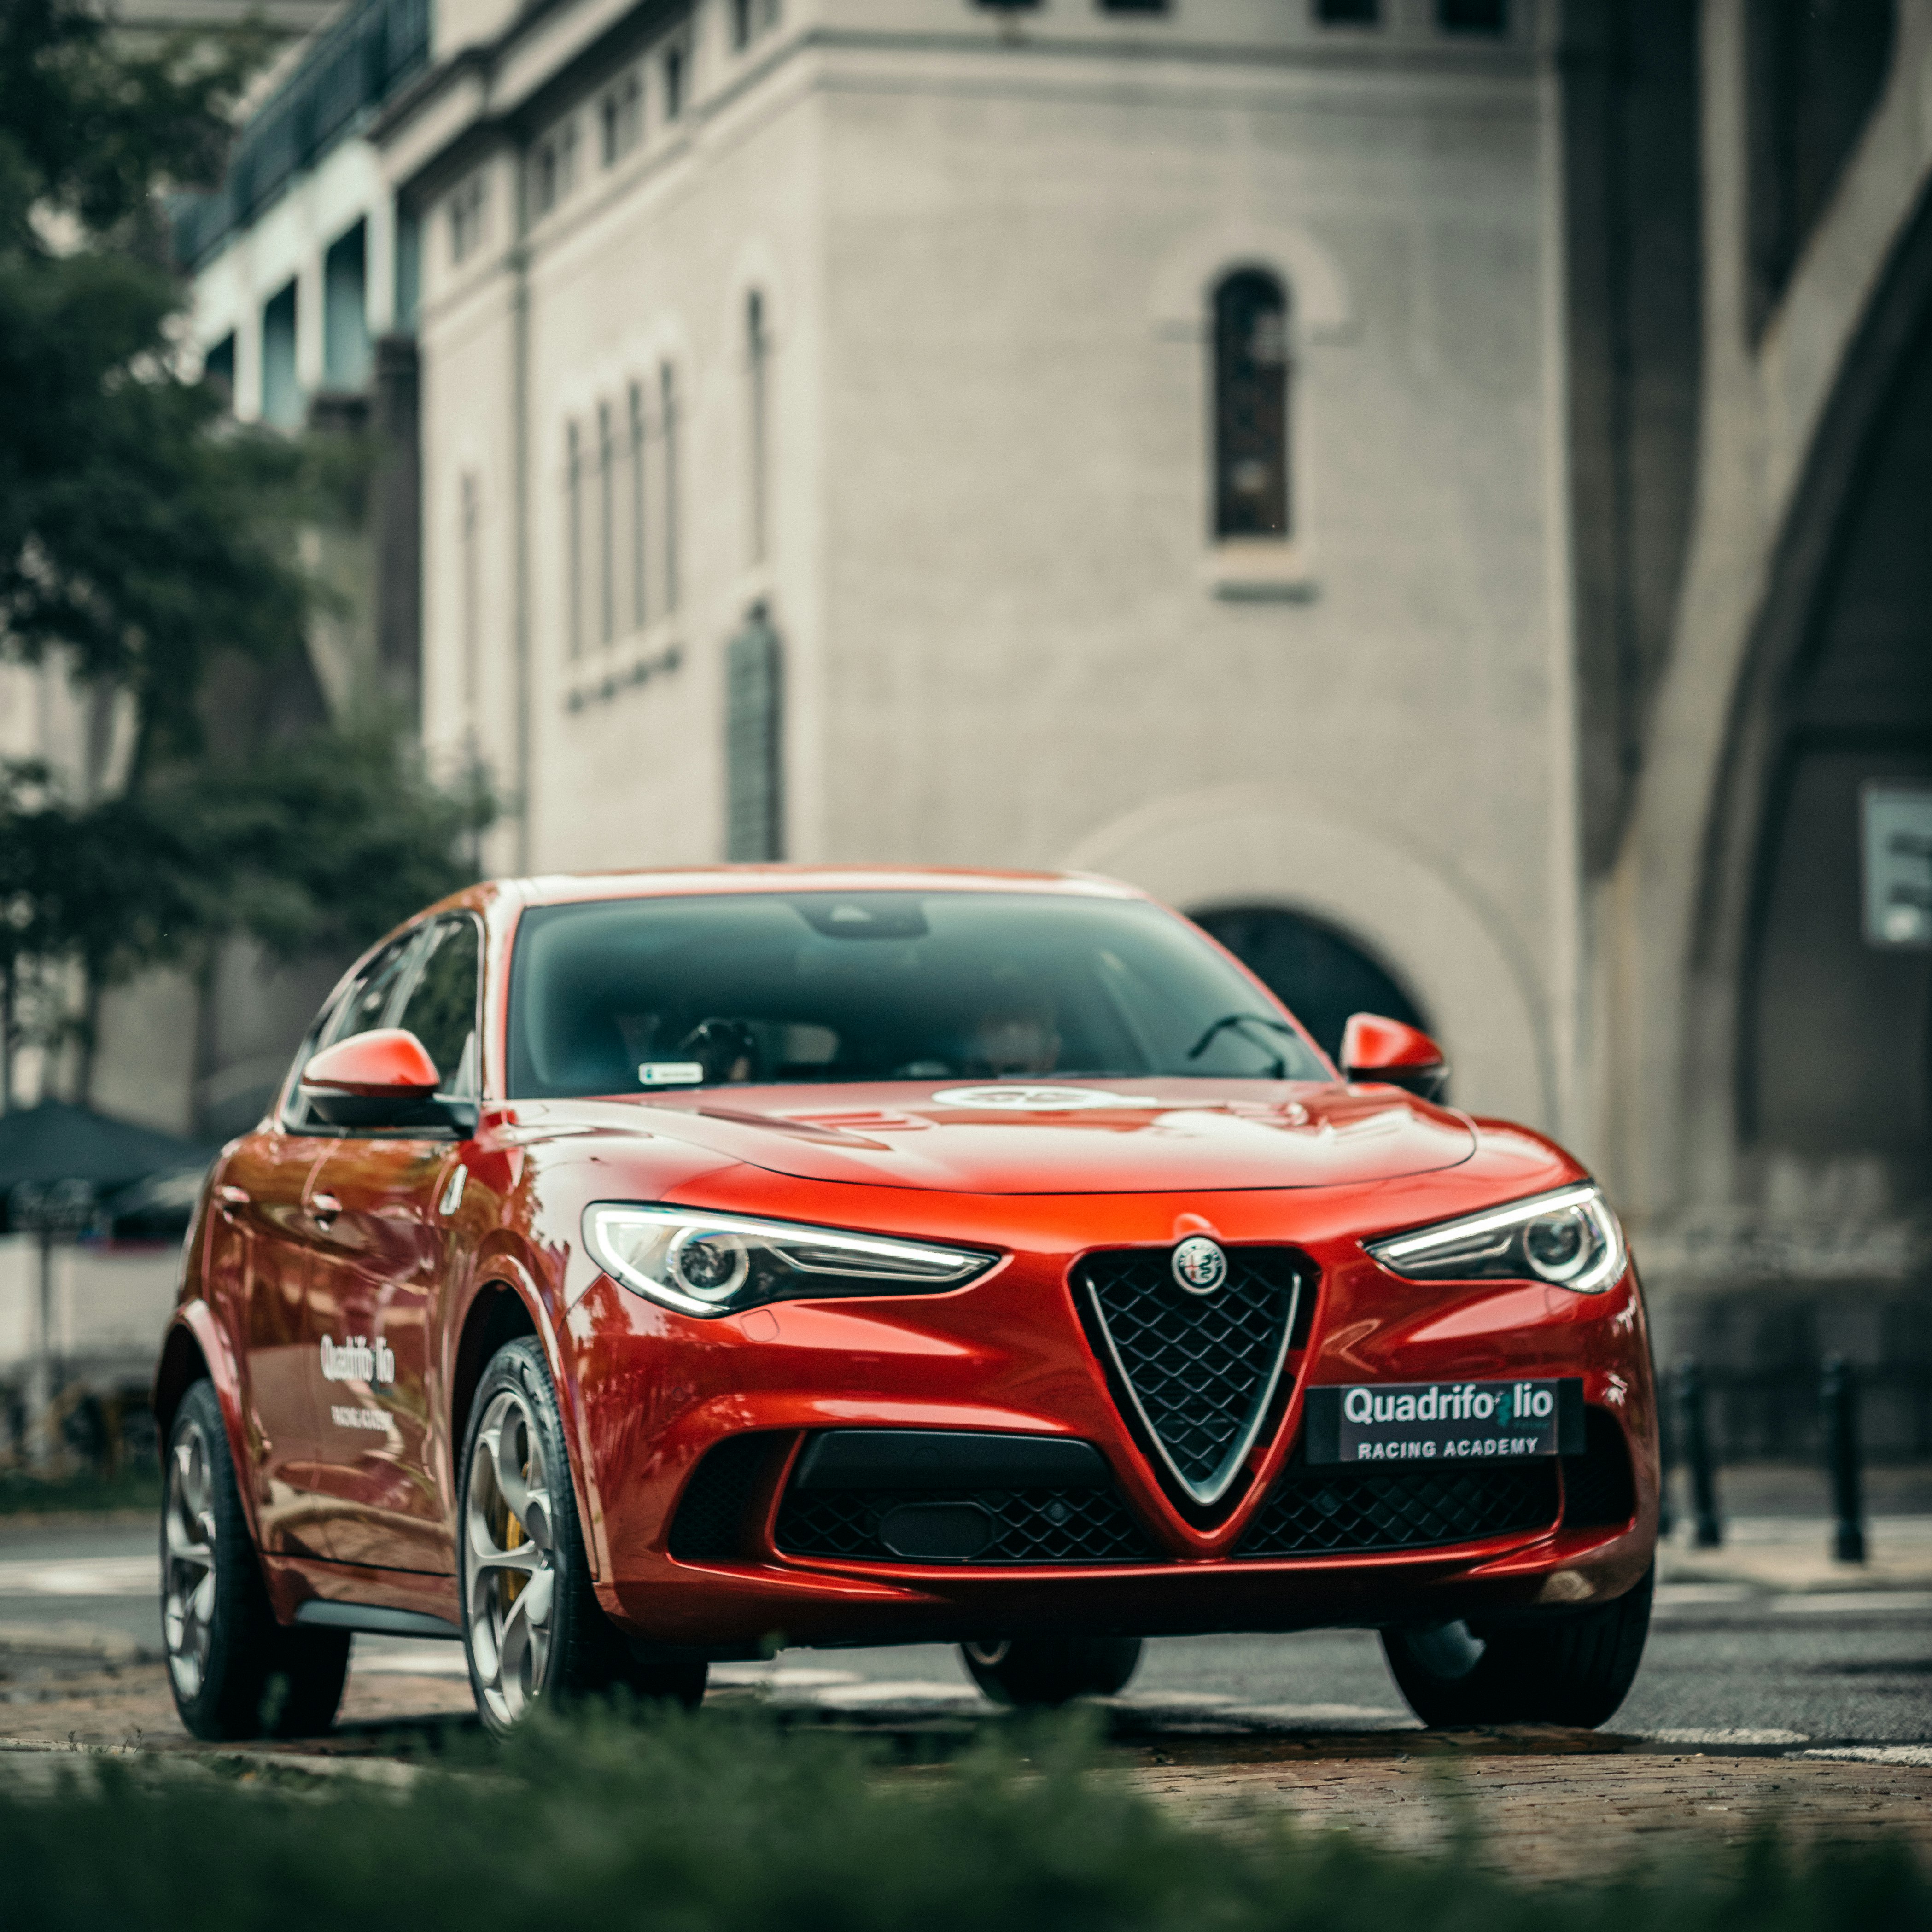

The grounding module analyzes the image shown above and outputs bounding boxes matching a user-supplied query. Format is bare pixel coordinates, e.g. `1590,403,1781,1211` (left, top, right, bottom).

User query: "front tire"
961,1634,1143,1706
1380,1566,1653,1728
161,1380,350,1740
459,1337,706,1734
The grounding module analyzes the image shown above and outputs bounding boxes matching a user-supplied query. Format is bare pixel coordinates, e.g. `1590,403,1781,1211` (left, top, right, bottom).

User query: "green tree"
0,0,490,1106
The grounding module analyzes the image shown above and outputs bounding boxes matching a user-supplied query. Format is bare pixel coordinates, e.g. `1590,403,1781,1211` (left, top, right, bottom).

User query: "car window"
279,933,423,1132
393,917,481,1095
505,892,1329,1098
323,934,421,1048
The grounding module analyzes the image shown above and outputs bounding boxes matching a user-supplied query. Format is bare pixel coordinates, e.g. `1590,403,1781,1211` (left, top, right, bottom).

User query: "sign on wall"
1862,784,1932,949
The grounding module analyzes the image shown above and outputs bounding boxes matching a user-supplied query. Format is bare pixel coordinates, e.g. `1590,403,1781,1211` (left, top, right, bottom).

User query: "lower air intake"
1239,1453,1560,1558
775,1484,1157,1565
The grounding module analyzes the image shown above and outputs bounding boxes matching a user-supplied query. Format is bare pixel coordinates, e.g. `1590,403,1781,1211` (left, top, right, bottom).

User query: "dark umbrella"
0,1100,216,1235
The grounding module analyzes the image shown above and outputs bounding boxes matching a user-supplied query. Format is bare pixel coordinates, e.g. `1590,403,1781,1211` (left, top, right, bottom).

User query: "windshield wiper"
1185,1012,1298,1079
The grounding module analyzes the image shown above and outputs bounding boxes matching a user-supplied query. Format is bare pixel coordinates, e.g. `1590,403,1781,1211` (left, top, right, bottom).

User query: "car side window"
393,917,482,1097
280,933,423,1133
323,936,421,1049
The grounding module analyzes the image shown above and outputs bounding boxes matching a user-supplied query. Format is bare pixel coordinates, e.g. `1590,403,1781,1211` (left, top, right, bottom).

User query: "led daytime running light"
1365,1183,1625,1295
583,1202,995,1318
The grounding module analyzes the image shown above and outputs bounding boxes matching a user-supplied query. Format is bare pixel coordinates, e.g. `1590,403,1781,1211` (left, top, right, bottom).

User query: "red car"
155,869,1658,1739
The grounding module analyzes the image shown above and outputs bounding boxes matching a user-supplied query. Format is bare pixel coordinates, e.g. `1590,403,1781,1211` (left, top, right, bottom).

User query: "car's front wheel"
460,1338,706,1734
960,1634,1143,1706
162,1379,350,1740
1380,1566,1653,1728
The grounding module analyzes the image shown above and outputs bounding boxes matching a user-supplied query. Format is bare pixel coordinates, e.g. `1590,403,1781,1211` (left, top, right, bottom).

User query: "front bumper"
563,1183,1661,1652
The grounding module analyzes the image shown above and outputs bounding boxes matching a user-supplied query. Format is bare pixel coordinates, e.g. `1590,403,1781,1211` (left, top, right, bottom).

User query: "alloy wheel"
465,1386,558,1725
162,1417,218,1700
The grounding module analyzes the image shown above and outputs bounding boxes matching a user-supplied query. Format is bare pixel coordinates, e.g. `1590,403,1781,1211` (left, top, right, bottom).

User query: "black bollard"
1674,1358,1723,1548
1820,1354,1868,1564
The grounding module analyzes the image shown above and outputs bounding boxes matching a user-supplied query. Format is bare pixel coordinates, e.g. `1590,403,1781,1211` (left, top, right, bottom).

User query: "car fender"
152,1301,262,1551
451,1237,611,1584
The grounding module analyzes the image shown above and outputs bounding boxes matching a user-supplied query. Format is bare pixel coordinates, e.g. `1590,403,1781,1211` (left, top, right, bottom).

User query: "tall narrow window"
261,280,299,429
566,421,584,659
660,363,680,614
724,603,783,861
460,471,481,709
202,333,236,409
597,401,615,646
449,173,486,264
747,290,769,565
629,381,647,629
731,0,752,50
1436,0,1505,31
1212,270,1290,540
322,220,370,391
663,42,686,119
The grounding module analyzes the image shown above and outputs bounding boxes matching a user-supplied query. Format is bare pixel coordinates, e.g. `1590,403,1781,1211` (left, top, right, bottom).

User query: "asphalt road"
4,1516,1928,1751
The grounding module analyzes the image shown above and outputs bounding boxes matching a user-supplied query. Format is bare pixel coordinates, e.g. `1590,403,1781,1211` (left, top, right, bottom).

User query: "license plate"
1302,1377,1584,1465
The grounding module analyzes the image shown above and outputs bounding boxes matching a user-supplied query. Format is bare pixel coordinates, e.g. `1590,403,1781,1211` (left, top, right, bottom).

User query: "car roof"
504,865,1148,910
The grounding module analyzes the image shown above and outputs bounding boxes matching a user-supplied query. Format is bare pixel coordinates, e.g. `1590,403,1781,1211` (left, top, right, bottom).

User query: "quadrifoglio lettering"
319,1333,396,1387
1342,1381,1554,1428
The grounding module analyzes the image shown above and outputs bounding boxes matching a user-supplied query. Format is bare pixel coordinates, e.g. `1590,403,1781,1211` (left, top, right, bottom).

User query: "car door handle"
216,1184,249,1220
309,1194,342,1229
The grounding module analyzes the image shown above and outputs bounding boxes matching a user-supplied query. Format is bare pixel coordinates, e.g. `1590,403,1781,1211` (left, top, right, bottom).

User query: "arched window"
597,399,615,647
1191,905,1426,1069
660,362,680,614
747,290,770,564
1212,269,1290,540
724,601,782,861
565,419,583,658
460,470,480,709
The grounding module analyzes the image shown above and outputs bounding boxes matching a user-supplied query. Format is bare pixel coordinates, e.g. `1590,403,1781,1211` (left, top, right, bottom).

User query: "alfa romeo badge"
1172,1236,1228,1295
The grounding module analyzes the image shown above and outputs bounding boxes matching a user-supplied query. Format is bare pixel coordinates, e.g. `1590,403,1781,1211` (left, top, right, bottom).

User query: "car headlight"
1364,1183,1626,1294
582,1202,999,1318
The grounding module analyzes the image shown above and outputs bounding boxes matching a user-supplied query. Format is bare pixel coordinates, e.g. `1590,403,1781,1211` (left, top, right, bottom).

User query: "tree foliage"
0,0,491,1091
0,0,307,760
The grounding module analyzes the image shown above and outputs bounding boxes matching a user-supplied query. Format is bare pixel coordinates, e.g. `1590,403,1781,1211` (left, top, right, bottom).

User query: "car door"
205,938,418,1558
205,1125,336,1559
304,915,482,1573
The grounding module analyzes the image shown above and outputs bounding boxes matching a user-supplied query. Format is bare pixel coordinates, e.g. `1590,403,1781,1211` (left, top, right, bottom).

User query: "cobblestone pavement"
2,1495,1928,1870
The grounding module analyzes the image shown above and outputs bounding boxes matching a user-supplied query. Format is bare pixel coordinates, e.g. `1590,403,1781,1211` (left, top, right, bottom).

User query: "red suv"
156,870,1658,1739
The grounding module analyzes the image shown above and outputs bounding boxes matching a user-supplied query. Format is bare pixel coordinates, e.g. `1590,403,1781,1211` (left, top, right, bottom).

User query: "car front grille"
774,1484,1158,1565
1077,1246,1305,1505
1238,1453,1560,1558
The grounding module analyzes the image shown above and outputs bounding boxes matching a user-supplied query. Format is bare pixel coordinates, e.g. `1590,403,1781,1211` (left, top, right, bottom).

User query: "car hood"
506,1079,1477,1194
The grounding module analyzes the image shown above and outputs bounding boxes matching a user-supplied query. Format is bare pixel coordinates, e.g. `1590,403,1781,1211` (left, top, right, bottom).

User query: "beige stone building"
161,0,1932,1456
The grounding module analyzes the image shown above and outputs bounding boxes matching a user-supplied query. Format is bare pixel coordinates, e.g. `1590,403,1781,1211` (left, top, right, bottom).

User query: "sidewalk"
1658,1515,1932,1595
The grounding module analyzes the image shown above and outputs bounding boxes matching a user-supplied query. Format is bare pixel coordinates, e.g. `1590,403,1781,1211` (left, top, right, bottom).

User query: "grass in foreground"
4,1704,1926,1931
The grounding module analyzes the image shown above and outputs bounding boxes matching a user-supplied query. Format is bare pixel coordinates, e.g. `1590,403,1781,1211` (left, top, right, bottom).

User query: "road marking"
1798,1745,1932,1767
708,1666,867,1690
1641,1728,1809,1745
0,1557,156,1597
1771,1590,1932,1614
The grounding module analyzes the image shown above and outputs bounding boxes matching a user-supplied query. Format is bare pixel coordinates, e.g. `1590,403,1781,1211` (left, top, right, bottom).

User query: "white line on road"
0,1557,156,1597
1640,1728,1810,1746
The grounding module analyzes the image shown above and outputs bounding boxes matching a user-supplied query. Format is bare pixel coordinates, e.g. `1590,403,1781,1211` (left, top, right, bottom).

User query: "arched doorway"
1742,309,1932,1180
1191,905,1429,1068
1716,194,1932,1459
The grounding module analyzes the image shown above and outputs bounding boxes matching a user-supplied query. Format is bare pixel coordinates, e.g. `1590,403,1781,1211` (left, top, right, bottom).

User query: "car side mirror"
300,1029,477,1135
1339,1013,1449,1105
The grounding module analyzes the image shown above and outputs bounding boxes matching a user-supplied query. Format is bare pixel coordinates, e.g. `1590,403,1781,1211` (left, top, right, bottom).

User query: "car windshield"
506,891,1330,1097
